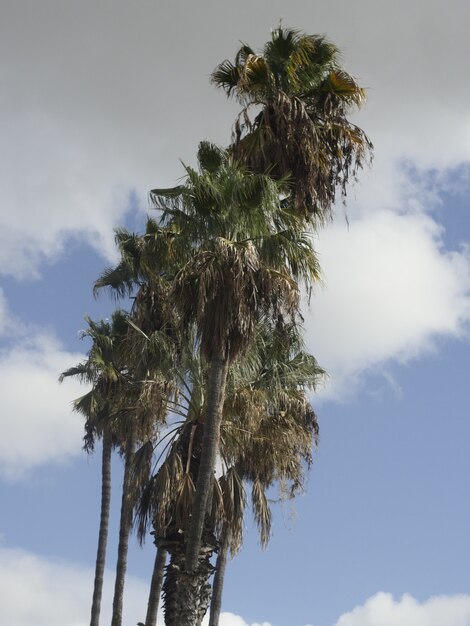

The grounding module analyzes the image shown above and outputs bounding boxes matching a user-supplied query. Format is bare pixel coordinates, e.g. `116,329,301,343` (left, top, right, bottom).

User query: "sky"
1,1,470,625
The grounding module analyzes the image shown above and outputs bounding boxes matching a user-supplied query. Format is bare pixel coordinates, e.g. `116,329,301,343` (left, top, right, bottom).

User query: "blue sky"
1,1,470,625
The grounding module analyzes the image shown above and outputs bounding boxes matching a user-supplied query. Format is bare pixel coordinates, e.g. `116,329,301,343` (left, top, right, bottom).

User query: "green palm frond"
59,362,93,384
72,389,103,420
211,59,241,97
197,141,224,173
211,26,372,220
93,262,136,299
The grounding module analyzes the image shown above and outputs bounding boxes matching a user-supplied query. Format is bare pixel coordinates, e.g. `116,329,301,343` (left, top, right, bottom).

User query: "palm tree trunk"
90,430,112,626
144,546,167,626
208,523,231,626
170,353,228,626
111,431,136,626
185,353,229,571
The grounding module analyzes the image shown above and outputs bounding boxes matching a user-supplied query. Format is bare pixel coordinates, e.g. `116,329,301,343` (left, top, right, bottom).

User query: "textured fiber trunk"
208,523,231,626
170,353,228,626
165,547,214,626
90,431,112,626
144,546,167,626
185,354,229,572
162,545,184,626
111,432,135,626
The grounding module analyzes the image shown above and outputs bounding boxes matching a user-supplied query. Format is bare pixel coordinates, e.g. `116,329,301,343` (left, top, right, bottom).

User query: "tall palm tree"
62,308,171,626
60,312,129,626
208,322,323,626
143,545,167,626
133,320,323,626
95,142,321,626
122,138,321,624
133,347,213,626
211,26,372,221
147,147,320,626
94,232,182,626
109,319,176,626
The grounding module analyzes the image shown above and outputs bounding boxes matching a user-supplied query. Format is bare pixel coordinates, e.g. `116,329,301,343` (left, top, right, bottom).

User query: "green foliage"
65,25,371,626
212,26,373,221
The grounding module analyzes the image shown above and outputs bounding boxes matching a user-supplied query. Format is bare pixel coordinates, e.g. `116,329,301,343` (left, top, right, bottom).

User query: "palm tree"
60,312,129,626
211,26,372,221
109,319,176,626
62,308,171,626
133,320,323,626
147,144,319,626
94,233,182,626
208,322,323,626
143,545,167,626
94,142,321,626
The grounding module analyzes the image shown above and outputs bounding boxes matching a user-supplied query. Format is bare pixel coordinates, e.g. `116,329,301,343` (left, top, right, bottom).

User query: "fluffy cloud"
1,0,470,279
0,330,85,480
218,615,272,626
334,591,470,626
1,1,470,432
0,545,274,626
299,1,470,177
307,209,470,398
0,546,148,626
0,2,231,278
1,548,469,626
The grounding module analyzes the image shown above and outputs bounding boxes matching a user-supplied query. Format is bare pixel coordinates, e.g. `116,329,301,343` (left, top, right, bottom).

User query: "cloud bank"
1,0,470,455
0,296,85,480
307,209,470,399
1,546,469,626
0,546,148,626
1,0,469,279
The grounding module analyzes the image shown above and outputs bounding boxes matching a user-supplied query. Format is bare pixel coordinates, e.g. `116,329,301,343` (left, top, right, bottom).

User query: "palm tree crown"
212,26,373,221
150,141,320,362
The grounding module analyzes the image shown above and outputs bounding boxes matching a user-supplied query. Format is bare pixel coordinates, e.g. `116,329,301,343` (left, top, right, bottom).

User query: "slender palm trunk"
90,431,112,626
185,354,229,571
162,544,185,626
171,353,229,626
111,432,136,626
144,546,167,626
208,523,231,626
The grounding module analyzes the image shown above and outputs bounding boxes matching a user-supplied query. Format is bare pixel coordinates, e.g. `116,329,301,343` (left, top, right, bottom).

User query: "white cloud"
307,210,470,399
0,545,149,626
0,545,275,626
304,0,470,171
0,2,232,279
1,0,469,280
1,0,470,400
334,591,470,626
0,288,91,479
0,331,85,480
0,548,469,626
216,614,271,626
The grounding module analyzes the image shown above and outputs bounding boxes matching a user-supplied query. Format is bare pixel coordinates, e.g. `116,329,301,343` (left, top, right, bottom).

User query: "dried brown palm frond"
218,467,246,555
251,478,272,547
175,473,195,531
147,448,184,538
